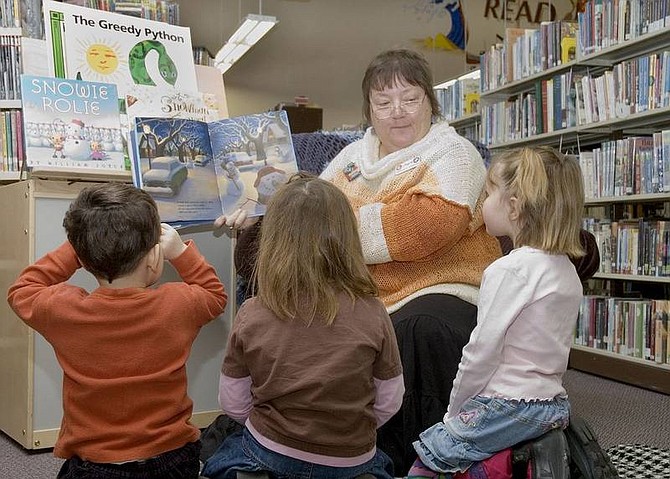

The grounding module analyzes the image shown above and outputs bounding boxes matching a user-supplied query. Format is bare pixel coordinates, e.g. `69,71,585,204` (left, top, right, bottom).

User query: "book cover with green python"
43,0,197,101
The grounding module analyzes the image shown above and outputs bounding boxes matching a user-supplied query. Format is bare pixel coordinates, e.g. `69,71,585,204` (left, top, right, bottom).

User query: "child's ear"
146,243,161,272
508,196,520,221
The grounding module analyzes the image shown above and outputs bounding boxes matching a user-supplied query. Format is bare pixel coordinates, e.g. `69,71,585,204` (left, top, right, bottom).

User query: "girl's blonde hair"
490,146,585,257
253,175,378,325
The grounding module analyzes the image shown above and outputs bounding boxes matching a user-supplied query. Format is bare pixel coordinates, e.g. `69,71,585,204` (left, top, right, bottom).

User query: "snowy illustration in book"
209,110,298,218
43,0,197,99
20,75,125,170
132,117,221,224
130,110,297,225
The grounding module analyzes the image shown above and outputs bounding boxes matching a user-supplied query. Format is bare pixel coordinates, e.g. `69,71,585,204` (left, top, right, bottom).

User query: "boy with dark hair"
7,182,227,478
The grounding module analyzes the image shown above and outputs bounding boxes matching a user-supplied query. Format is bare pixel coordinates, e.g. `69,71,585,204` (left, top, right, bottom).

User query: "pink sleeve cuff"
374,374,405,427
219,373,253,423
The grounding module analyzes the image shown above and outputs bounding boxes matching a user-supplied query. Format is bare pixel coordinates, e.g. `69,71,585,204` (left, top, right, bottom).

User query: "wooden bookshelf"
569,345,670,395
448,113,480,130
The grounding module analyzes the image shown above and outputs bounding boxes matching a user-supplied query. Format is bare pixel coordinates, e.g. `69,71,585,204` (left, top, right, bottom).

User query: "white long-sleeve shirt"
446,247,583,419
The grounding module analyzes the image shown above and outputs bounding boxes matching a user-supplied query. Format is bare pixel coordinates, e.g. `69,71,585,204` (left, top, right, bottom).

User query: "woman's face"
369,80,432,157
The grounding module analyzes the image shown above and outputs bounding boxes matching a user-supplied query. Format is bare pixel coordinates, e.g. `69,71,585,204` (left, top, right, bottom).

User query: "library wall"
178,0,574,129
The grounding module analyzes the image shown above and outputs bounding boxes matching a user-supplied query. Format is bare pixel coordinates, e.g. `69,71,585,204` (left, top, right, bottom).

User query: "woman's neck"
378,143,389,159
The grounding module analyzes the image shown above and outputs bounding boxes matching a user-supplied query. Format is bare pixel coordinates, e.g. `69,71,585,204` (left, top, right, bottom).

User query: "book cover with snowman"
43,0,197,100
130,110,298,226
21,74,125,170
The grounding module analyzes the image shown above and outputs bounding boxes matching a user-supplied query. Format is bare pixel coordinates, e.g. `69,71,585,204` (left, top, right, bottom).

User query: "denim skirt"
413,395,570,474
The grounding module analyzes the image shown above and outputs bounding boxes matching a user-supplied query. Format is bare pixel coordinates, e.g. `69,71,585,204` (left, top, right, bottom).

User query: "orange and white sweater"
320,122,501,312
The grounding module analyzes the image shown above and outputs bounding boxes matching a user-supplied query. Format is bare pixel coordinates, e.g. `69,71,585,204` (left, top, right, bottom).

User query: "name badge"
343,161,361,181
395,157,421,175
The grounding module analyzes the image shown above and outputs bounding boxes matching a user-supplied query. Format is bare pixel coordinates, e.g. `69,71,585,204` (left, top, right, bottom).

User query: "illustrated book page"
210,110,298,218
126,88,219,124
130,110,298,226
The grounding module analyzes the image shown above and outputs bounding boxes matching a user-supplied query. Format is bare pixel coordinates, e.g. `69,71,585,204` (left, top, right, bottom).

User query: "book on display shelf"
43,0,196,102
20,74,126,172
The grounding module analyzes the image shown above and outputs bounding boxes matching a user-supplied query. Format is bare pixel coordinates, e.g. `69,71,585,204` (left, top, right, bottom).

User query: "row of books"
577,0,670,57
576,295,670,365
435,74,480,122
0,0,21,28
0,108,22,172
582,217,670,277
193,47,213,67
457,123,480,142
61,0,180,24
481,68,582,144
10,1,300,227
579,133,670,198
0,0,42,38
575,50,670,126
480,21,578,93
479,90,540,144
479,49,670,146
0,32,21,100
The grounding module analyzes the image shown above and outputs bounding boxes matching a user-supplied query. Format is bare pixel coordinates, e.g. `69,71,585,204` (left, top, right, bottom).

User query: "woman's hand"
213,209,259,232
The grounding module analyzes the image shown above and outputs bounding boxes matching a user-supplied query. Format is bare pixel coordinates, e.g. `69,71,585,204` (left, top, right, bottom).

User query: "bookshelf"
0,25,24,176
480,28,670,150
0,171,21,182
477,3,670,394
580,190,670,394
434,69,481,141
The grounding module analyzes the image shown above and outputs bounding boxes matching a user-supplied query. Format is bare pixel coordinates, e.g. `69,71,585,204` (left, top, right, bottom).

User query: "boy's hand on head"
160,223,187,261
213,209,258,231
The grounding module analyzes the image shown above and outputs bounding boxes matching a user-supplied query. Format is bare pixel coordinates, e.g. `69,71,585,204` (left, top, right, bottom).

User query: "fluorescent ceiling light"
215,14,278,74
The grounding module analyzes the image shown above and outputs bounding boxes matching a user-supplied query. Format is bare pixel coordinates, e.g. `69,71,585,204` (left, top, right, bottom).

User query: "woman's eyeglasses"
371,94,425,120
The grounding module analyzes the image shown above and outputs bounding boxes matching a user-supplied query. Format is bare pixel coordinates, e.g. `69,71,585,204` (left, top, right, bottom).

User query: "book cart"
0,175,236,450
468,3,670,395
0,1,235,449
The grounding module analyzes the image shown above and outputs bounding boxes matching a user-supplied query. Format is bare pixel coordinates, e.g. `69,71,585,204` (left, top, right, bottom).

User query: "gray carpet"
1,369,668,478
564,369,670,450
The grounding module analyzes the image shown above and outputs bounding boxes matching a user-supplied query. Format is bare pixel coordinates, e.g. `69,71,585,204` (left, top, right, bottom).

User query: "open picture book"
130,109,299,227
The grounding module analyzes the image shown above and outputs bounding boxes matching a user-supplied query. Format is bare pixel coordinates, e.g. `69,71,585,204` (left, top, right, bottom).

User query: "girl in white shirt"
411,146,585,476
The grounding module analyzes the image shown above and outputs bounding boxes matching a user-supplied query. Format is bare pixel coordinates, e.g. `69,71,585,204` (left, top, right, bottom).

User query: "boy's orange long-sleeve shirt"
7,240,227,463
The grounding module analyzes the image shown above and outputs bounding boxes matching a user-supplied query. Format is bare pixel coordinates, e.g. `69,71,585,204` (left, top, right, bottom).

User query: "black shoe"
528,428,571,479
512,429,571,479
564,416,620,479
